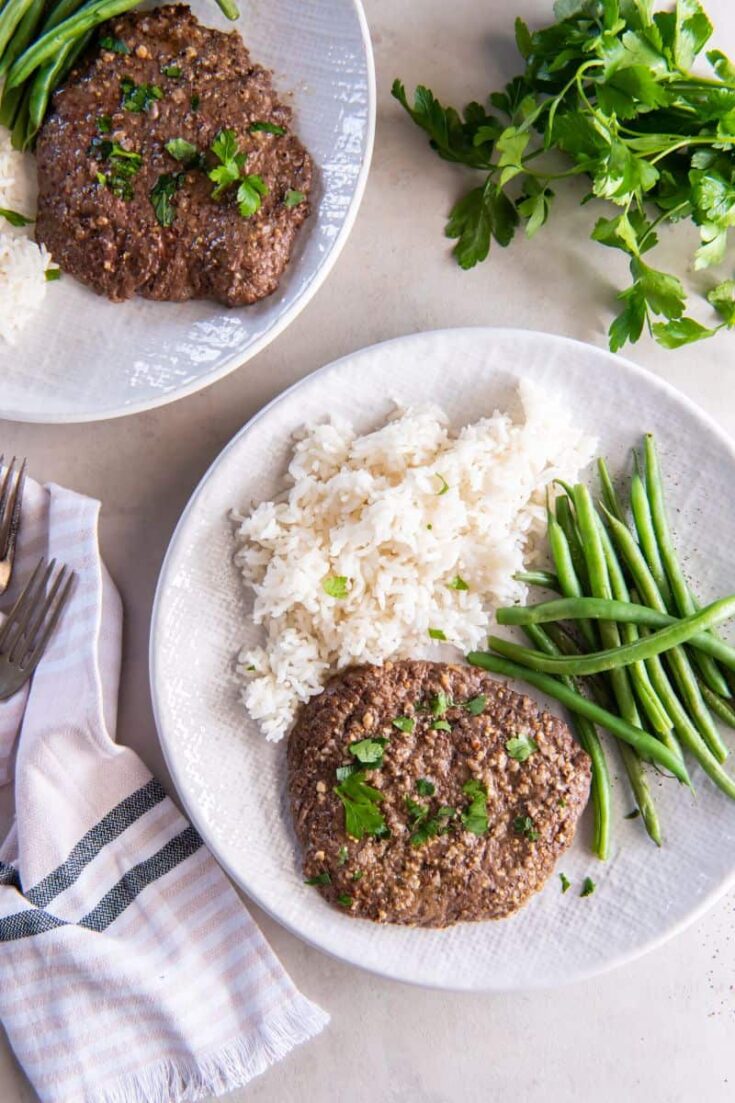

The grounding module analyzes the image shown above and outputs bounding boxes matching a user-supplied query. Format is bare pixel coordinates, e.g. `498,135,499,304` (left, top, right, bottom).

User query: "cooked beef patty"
35,5,312,305
288,661,591,927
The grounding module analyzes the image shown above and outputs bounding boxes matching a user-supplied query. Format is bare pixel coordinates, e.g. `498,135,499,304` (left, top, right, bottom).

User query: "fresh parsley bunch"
393,0,735,351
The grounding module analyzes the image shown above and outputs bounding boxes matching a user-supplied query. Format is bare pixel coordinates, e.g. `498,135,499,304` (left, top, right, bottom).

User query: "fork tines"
0,558,76,672
0,455,26,561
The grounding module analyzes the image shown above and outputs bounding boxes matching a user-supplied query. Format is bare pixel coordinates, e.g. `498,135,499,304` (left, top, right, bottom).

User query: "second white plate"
150,328,735,990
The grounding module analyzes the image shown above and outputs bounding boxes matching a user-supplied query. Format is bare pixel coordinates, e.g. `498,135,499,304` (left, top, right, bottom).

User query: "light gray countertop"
1,0,734,1099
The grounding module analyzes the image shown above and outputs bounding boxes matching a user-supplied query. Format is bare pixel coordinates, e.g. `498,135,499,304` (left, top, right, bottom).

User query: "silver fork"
0,558,76,701
0,456,27,596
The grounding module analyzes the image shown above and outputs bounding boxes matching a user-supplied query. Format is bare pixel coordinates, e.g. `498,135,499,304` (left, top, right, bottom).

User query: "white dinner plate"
0,0,374,423
150,328,735,991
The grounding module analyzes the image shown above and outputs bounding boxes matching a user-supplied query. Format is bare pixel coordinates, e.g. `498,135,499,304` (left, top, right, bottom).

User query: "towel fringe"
83,995,329,1103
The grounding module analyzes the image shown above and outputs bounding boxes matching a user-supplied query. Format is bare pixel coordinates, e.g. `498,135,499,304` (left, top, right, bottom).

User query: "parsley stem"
638,202,689,250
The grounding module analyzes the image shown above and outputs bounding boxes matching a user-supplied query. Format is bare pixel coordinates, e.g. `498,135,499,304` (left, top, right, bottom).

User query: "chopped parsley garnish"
405,795,454,847
237,174,268,218
431,719,451,732
428,628,446,641
464,695,486,715
334,772,386,840
45,268,61,281
150,172,185,227
190,93,201,111
434,473,449,495
208,129,269,217
0,208,32,227
304,871,331,886
322,574,349,599
430,692,451,718
513,815,539,842
251,120,286,135
392,716,415,733
352,869,363,881
335,763,359,781
337,845,349,865
447,575,469,591
284,188,305,207
337,894,353,907
165,137,200,164
416,778,435,797
559,873,571,894
97,115,112,133
505,734,538,763
624,809,641,820
461,779,488,835
580,877,596,898
557,797,567,809
162,64,182,78
89,139,143,201
121,78,163,113
349,737,388,767
100,35,130,54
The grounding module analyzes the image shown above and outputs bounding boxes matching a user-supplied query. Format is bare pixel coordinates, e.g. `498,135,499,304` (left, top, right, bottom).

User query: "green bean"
598,457,625,522
498,596,735,670
10,89,29,149
6,0,141,88
572,484,661,844
596,513,673,737
0,0,37,66
216,0,239,19
513,570,561,591
523,623,611,860
24,28,91,145
0,0,44,76
554,494,591,594
697,679,735,731
547,507,597,649
40,0,89,32
644,434,731,699
488,596,735,676
0,80,23,128
602,507,729,762
630,465,671,606
467,652,691,786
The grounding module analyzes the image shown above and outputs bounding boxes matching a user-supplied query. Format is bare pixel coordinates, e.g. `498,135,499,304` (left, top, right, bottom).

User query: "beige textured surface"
1,0,735,1098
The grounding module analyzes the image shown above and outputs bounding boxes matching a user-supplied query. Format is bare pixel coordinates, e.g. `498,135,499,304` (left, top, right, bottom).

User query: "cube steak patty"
288,661,591,927
34,5,312,305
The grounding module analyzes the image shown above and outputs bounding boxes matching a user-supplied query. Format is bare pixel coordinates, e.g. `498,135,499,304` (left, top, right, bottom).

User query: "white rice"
0,126,56,345
234,379,597,741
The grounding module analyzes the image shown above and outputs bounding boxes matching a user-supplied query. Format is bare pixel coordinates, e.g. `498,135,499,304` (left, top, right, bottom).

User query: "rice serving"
234,379,597,740
0,127,56,344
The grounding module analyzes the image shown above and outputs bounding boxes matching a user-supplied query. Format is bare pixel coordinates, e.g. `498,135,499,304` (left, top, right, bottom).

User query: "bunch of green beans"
0,0,239,149
470,434,735,855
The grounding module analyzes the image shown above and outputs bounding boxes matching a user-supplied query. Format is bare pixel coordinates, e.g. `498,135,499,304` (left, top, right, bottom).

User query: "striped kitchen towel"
0,475,328,1103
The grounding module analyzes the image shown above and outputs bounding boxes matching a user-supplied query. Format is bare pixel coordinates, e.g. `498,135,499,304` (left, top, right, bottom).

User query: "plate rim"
149,326,735,991
0,0,376,425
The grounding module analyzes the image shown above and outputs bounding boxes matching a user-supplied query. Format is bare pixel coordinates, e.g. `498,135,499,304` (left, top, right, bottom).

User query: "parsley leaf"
45,268,61,281
505,734,538,762
392,716,415,733
208,128,247,199
430,693,451,718
284,188,306,207
100,35,129,54
305,871,331,885
349,737,389,767
121,78,163,113
165,138,200,164
447,575,469,591
251,120,286,135
335,764,359,781
434,473,449,495
464,695,486,715
416,778,435,796
0,208,32,227
406,794,454,846
559,872,571,894
322,575,349,599
707,280,735,326
431,719,452,732
162,64,182,78
580,876,596,897
513,815,539,842
337,893,353,907
150,172,185,227
461,779,489,835
191,94,201,111
334,772,386,840
97,115,112,133
428,628,447,641
237,174,269,218
337,845,349,864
